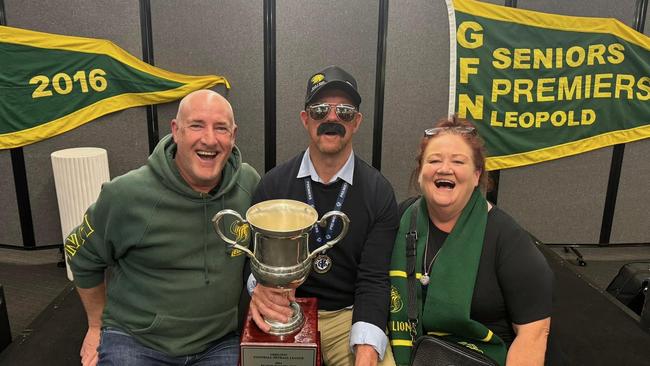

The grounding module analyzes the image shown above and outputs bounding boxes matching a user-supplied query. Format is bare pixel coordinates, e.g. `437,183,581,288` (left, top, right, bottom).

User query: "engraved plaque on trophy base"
241,298,321,366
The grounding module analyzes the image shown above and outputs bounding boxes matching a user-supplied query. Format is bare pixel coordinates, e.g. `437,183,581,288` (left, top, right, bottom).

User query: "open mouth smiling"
197,150,217,161
434,179,455,189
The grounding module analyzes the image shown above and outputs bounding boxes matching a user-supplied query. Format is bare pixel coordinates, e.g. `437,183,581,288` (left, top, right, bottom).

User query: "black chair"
606,262,650,316
640,283,650,332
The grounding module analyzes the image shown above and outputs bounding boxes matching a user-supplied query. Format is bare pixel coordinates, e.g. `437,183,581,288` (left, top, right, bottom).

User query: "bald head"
176,89,234,126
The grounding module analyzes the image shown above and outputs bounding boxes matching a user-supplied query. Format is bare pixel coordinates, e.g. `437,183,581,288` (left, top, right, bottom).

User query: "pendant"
313,254,332,274
419,274,430,286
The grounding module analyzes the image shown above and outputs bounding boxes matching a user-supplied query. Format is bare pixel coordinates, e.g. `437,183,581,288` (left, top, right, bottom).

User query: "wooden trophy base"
240,297,321,366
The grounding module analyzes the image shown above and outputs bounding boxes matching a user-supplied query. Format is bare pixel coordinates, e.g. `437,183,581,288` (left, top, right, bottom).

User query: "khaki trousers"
318,308,396,366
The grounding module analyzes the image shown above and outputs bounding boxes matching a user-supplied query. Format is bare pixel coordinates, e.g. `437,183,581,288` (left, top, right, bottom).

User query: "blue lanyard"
303,178,349,246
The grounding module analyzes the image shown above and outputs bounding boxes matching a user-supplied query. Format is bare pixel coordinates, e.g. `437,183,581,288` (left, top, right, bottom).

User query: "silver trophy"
212,199,349,335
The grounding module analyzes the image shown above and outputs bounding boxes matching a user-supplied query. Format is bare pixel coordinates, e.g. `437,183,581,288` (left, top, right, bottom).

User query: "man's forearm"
354,344,378,366
77,283,107,327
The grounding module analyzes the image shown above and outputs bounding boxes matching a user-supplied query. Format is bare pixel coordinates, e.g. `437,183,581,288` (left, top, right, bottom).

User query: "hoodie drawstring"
203,194,227,285
203,195,210,284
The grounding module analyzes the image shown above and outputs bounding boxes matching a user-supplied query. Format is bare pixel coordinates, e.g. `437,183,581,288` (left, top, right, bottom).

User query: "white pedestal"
51,148,110,281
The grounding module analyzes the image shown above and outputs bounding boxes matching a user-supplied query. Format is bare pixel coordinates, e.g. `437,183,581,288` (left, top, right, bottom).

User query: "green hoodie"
68,134,260,356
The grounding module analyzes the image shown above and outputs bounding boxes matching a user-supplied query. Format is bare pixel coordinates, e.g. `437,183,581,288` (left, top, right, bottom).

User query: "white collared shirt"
296,148,355,185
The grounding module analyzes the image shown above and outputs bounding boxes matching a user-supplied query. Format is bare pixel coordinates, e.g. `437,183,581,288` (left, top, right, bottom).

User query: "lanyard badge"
304,178,349,273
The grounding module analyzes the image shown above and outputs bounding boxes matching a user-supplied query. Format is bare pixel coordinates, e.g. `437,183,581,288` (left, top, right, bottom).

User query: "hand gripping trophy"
212,199,349,335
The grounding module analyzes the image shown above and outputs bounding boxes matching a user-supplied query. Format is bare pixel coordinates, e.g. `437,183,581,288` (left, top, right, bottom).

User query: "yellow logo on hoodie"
229,221,250,257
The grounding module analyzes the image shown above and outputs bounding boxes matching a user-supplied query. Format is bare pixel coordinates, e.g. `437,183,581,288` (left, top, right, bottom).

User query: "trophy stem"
264,301,305,336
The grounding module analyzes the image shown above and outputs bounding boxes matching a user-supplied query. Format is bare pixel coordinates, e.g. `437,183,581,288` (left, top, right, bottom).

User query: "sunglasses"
424,126,476,137
306,103,358,122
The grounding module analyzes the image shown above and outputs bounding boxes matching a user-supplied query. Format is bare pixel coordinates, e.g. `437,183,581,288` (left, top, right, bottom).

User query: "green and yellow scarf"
389,189,506,365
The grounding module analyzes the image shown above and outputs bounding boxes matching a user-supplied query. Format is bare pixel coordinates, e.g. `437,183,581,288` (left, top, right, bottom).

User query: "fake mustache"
317,122,346,137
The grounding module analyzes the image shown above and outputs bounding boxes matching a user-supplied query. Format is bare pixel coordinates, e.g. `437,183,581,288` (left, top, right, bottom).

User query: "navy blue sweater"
252,152,399,330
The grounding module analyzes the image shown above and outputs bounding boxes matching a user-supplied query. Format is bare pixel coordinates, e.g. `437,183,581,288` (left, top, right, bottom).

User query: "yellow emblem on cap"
311,74,325,84
390,285,403,313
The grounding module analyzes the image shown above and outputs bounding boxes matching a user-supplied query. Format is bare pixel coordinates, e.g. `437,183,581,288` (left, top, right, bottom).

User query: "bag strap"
399,195,420,218
406,199,419,343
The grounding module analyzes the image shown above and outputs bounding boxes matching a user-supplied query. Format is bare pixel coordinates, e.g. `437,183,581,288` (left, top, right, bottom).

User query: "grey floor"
2,244,650,340
1,243,650,365
0,248,71,340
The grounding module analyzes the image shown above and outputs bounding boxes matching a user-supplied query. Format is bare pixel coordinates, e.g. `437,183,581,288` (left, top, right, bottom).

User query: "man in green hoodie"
67,89,260,366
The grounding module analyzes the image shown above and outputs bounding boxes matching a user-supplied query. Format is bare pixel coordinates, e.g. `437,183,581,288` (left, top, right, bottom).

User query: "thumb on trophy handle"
285,288,297,302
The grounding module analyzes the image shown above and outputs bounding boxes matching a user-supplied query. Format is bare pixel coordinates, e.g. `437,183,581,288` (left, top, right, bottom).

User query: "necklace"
420,227,439,286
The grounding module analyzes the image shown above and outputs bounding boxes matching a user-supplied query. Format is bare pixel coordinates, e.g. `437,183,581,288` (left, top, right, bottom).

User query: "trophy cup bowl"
212,199,349,335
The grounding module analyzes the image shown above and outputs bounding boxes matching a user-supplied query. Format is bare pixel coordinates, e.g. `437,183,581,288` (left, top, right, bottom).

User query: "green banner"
447,0,650,170
0,26,230,149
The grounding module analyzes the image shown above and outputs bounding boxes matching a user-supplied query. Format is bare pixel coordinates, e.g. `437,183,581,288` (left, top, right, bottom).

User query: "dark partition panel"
518,0,638,20
0,155,21,246
498,151,611,243
611,4,650,244
382,0,451,201
3,0,148,246
150,1,265,174
275,0,378,165
611,140,650,243
0,0,648,247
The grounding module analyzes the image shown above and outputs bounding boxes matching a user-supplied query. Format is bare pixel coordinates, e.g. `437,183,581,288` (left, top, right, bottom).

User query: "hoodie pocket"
130,307,238,353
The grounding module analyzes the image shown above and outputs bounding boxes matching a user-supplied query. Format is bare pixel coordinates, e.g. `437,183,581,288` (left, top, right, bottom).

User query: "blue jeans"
98,327,239,366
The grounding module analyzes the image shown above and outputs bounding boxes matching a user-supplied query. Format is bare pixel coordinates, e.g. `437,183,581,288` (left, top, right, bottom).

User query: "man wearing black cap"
248,66,399,365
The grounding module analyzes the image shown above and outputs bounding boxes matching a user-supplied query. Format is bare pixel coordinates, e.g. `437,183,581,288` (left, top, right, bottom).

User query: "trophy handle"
309,210,350,258
211,209,255,258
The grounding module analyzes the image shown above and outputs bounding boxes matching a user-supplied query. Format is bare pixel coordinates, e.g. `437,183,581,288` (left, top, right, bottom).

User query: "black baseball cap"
304,66,361,108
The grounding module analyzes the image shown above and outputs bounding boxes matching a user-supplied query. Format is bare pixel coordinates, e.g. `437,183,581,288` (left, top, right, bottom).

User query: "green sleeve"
66,183,117,288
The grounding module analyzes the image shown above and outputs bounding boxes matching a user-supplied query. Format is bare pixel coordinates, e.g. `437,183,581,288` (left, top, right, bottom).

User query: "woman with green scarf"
388,116,553,366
